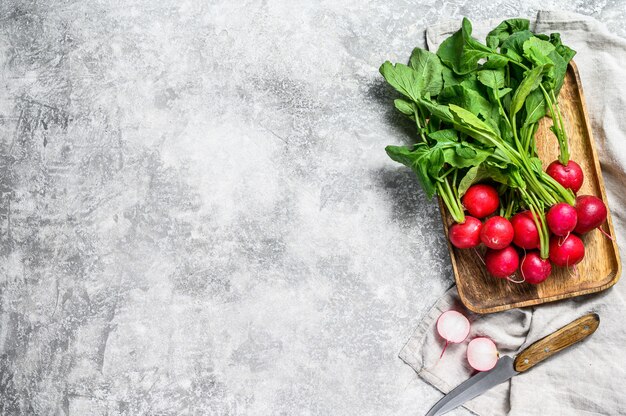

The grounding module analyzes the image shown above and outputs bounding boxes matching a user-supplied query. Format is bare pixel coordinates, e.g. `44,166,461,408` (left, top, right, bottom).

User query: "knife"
425,313,600,416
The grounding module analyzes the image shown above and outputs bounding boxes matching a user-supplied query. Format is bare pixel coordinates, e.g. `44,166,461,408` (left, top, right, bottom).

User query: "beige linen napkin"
400,10,626,416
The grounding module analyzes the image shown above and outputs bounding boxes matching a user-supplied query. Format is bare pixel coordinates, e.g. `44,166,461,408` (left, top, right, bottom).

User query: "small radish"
520,251,552,284
574,195,608,235
436,310,470,358
510,211,539,249
549,234,585,268
545,203,577,237
467,337,499,372
480,216,514,249
462,184,499,218
546,160,584,193
449,217,482,249
484,246,519,279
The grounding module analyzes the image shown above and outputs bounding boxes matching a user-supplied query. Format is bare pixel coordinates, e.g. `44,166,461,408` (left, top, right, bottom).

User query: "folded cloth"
400,10,626,416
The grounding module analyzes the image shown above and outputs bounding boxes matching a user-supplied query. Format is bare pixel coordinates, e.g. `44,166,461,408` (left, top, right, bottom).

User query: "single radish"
549,234,585,267
510,211,540,249
480,216,514,249
484,246,519,279
545,203,577,237
436,310,470,358
462,184,499,218
574,195,608,235
546,160,584,193
467,337,499,372
449,217,482,249
520,251,552,284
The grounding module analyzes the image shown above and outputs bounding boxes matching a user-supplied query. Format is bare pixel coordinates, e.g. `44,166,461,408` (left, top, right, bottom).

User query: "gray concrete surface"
0,1,624,415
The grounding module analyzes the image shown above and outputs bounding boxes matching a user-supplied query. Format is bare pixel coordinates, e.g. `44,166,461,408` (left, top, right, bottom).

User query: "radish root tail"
439,340,449,360
473,248,485,265
597,226,614,241
506,273,525,284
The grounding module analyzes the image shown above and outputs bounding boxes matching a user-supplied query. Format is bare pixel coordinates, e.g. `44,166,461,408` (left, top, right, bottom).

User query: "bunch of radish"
449,160,611,284
380,17,614,285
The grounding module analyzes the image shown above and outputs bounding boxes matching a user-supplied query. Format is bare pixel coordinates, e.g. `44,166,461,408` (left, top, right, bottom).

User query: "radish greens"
381,17,577,259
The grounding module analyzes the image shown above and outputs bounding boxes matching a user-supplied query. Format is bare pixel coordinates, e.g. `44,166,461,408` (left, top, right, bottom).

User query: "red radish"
467,337,499,371
510,211,540,249
462,184,499,218
574,195,608,234
549,234,585,267
480,216,514,249
449,217,482,249
436,310,470,358
546,160,584,193
484,246,519,278
545,203,577,237
520,251,552,284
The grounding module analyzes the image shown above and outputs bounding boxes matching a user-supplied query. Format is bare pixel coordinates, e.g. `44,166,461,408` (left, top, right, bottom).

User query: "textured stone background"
0,1,624,415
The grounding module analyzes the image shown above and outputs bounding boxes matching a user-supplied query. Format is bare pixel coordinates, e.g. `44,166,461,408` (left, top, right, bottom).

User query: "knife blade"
424,313,600,416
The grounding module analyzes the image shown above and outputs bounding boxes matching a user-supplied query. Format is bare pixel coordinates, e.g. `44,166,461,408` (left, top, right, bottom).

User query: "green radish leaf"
449,104,497,134
455,144,477,159
428,147,445,177
523,35,572,93
385,144,438,198
500,30,533,62
441,66,464,88
502,18,530,32
408,48,444,96
416,97,454,123
549,32,563,47
448,104,500,146
439,85,493,119
444,144,492,168
437,17,497,75
551,33,576,63
438,80,499,127
459,74,482,92
536,35,574,95
482,54,509,69
428,129,458,143
523,37,556,67
458,164,510,196
441,67,483,91
379,61,424,102
486,35,500,50
523,89,546,126
487,87,513,107
458,166,482,196
477,69,505,90
394,99,414,115
486,18,531,48
498,87,512,98
546,49,568,93
510,65,546,117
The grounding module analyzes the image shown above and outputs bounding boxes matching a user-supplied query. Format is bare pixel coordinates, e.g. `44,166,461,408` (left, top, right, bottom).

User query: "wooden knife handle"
513,313,599,372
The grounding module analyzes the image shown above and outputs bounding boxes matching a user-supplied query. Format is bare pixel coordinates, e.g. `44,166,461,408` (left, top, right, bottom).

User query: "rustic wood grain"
440,62,622,314
513,313,599,372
